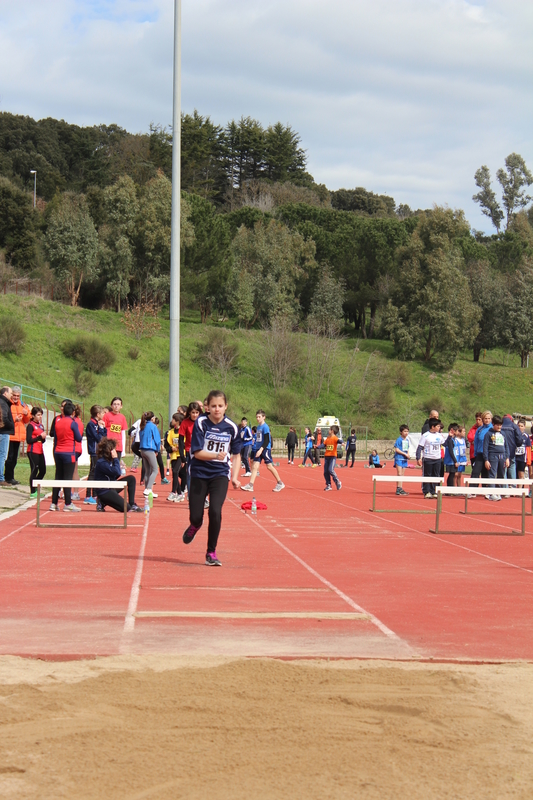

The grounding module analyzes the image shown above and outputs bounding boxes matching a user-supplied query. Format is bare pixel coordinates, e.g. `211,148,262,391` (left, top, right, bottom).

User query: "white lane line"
0,511,50,545
135,611,370,620
297,489,533,575
230,499,406,644
146,586,328,592
122,511,150,636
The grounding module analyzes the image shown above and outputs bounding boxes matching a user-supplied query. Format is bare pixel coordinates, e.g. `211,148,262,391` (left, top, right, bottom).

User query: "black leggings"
171,457,183,494
189,475,228,553
28,452,46,492
287,446,295,462
98,475,137,512
52,460,75,505
345,448,355,466
157,451,165,480
470,454,488,487
86,455,97,498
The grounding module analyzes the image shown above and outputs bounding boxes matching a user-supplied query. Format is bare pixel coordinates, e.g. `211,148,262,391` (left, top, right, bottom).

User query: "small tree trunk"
521,350,529,368
473,343,481,362
424,329,432,362
360,309,367,339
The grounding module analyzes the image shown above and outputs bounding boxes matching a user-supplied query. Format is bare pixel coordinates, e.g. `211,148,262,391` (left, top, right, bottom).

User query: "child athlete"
26,406,46,497
241,410,284,493
182,390,242,566
323,425,342,491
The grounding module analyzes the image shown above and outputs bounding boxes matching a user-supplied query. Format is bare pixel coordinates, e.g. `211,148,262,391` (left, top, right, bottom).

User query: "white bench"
370,475,445,513
431,486,528,536
34,480,128,529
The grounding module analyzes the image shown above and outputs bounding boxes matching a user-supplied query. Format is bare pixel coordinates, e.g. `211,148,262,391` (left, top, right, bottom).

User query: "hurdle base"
430,528,524,536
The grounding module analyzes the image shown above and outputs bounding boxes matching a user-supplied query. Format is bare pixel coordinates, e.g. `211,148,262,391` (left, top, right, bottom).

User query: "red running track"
1,462,532,661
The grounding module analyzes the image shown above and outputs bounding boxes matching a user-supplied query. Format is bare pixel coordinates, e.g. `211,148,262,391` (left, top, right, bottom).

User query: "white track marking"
122,511,150,635
147,586,328,592
231,499,405,643
135,611,370,620
298,488,533,575
0,511,50,545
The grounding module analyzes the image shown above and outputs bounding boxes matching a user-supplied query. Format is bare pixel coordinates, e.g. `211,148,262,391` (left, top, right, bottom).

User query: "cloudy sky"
1,0,532,231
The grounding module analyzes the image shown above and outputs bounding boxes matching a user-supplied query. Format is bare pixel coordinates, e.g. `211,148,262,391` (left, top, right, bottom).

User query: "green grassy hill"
1,295,532,437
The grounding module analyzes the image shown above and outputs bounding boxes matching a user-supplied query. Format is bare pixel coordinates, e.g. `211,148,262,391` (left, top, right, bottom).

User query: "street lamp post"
30,170,37,208
168,0,181,419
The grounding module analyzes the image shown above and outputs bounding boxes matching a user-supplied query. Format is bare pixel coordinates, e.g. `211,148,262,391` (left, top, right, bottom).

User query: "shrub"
73,364,97,397
272,389,300,425
0,316,26,355
158,358,169,371
197,329,239,388
392,361,411,388
421,395,444,415
122,301,161,340
128,346,140,360
62,334,116,374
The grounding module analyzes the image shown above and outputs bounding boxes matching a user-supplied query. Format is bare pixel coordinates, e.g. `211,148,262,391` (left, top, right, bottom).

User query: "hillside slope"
1,295,532,436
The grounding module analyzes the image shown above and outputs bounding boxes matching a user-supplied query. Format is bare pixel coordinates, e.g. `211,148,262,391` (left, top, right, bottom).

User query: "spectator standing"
84,405,107,505
0,387,15,486
103,397,128,459
467,412,483,465
501,415,523,485
5,386,31,485
285,427,298,464
26,406,46,497
416,418,444,498
139,412,161,498
421,410,439,435
345,429,357,467
49,401,82,512
239,418,253,476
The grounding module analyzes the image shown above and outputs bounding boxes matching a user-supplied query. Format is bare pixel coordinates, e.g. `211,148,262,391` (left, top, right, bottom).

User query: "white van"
314,416,343,456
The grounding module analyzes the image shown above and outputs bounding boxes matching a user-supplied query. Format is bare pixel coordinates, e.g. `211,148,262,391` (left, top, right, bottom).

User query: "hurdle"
369,476,445,513
430,486,528,536
461,478,533,516
35,480,128,529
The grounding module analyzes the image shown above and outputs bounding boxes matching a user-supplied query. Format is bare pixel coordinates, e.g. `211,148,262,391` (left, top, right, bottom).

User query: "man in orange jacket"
5,386,31,485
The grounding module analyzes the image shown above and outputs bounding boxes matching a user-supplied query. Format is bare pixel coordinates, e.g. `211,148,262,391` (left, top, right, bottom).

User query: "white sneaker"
467,494,477,499
244,472,252,477
63,504,81,512
174,493,185,503
167,493,176,501
273,482,285,493
49,503,58,511
241,483,254,492
143,489,158,498
493,494,502,501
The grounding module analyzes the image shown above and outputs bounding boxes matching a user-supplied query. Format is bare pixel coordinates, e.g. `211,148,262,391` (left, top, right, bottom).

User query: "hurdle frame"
430,486,527,536
35,480,128,529
461,478,533,516
370,476,445,513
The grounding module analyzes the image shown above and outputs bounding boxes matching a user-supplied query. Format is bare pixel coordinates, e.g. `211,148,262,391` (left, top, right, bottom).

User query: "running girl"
26,406,46,497
182,390,242,566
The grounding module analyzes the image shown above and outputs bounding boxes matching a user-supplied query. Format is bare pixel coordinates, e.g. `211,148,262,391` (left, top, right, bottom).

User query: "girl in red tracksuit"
26,406,47,496
50,401,83,511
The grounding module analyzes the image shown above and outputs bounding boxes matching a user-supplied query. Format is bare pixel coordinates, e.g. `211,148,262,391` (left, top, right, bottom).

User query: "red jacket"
467,424,478,461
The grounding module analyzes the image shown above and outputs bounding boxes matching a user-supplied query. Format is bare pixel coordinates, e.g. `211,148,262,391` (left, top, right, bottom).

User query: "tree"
383,208,480,367
500,265,533,368
497,153,533,228
472,166,504,232
473,154,532,231
44,193,99,305
100,175,138,310
228,219,317,327
263,123,308,184
305,267,345,397
465,260,502,361
331,187,396,217
181,111,226,201
182,193,231,322
0,177,37,268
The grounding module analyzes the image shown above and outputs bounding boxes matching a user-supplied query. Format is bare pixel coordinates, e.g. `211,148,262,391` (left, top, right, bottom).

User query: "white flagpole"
169,0,181,419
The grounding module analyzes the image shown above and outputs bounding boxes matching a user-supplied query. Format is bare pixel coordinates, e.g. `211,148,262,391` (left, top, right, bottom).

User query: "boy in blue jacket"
483,415,509,501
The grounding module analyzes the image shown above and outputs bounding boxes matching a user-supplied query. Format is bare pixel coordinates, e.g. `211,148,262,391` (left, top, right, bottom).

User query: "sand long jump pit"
1,655,533,799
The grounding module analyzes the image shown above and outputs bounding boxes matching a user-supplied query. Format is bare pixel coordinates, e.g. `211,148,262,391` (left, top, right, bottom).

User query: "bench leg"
36,486,41,528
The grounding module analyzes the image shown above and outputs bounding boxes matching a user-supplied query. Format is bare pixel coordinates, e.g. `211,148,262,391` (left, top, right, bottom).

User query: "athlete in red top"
178,402,202,494
104,397,128,456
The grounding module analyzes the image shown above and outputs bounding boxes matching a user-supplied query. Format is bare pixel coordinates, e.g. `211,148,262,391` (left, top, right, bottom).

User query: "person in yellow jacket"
5,386,31,485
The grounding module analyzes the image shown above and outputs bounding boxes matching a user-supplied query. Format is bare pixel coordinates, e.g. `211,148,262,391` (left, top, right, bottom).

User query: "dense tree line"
1,111,533,367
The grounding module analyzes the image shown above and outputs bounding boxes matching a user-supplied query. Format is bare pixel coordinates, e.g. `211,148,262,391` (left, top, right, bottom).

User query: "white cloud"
0,0,531,231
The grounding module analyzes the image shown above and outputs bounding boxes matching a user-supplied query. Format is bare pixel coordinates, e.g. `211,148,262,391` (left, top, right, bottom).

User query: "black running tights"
189,475,228,553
